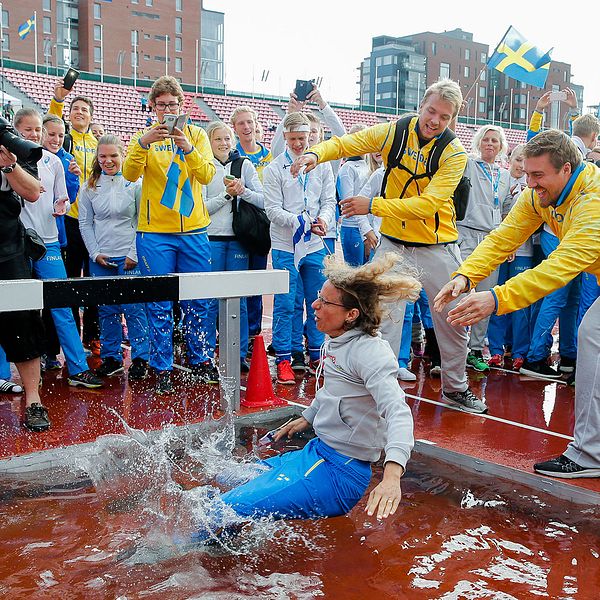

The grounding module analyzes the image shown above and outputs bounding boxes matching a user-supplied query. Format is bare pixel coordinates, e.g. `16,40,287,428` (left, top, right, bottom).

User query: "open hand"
433,276,469,313
446,291,496,327
340,196,370,217
272,416,310,442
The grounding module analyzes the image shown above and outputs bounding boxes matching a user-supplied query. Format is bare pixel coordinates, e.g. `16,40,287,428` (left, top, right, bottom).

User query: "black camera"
0,117,43,163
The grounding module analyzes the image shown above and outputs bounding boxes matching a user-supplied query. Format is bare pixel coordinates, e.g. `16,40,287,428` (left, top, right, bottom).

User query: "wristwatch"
1,163,17,174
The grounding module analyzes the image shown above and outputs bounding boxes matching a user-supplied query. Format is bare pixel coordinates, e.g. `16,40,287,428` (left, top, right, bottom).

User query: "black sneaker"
24,403,51,432
68,370,103,388
128,358,148,380
533,455,600,479
558,356,576,373
291,352,307,372
519,359,561,379
442,388,488,414
566,370,575,387
193,361,220,384
95,357,124,377
266,343,276,357
156,370,173,395
240,359,250,374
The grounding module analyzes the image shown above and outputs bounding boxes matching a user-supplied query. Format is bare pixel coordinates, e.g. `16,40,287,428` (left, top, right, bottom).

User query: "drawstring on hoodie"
314,339,328,393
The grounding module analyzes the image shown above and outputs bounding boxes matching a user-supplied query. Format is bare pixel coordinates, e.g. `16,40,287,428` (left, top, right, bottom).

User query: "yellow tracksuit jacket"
49,98,98,219
456,162,600,314
309,117,467,245
123,124,215,233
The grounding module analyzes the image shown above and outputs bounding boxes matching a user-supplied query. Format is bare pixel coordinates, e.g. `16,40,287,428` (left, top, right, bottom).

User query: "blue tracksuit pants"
528,231,581,362
340,226,366,267
89,257,150,362
137,231,211,371
0,346,10,380
488,256,533,359
272,248,326,362
207,239,249,361
32,242,88,375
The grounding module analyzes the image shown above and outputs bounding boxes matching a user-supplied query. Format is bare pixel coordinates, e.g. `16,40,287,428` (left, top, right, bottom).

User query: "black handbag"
22,226,47,261
229,157,271,256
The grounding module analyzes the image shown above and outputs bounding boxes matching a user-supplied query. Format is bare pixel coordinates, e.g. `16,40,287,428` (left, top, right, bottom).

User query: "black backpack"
380,115,471,221
229,157,271,256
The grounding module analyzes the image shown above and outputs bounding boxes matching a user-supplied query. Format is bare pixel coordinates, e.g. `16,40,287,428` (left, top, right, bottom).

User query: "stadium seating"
3,66,528,151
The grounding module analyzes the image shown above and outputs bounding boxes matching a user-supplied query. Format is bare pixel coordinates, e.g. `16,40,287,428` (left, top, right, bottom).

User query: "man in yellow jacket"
434,129,600,479
49,83,100,351
123,76,216,394
291,79,487,415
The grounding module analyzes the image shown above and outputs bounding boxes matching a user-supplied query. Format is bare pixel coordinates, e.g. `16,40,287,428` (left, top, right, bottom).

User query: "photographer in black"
0,119,47,432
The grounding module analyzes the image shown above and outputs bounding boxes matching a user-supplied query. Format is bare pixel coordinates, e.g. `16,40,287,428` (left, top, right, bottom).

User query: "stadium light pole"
132,30,138,88
117,50,125,85
195,39,199,94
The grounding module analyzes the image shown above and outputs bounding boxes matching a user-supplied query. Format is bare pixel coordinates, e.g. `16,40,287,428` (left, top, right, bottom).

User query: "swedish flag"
488,26,552,88
160,148,195,218
18,15,36,40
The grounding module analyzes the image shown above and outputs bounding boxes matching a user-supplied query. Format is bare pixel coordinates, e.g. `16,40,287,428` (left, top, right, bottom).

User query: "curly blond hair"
324,252,421,336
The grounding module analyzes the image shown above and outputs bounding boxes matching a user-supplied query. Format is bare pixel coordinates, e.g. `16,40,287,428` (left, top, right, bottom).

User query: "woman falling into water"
195,252,421,539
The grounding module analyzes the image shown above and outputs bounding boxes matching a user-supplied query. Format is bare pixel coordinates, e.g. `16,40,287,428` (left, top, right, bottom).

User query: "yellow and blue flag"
160,148,195,218
18,15,36,40
488,26,552,88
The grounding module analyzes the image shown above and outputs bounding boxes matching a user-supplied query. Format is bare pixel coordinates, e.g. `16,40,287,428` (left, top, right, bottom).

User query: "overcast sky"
204,0,598,112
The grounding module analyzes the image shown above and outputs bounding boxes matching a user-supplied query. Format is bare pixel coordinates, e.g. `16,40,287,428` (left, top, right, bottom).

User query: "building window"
175,17,182,34
479,86,486,97
132,0,138,3
564,71,568,82
175,37,182,52
43,16,52,34
481,52,487,63
431,42,436,55
479,70,486,81
465,48,470,60
439,62,450,79
176,0,182,10
144,54,150,61
144,33,150,39
94,46,101,63
479,101,486,113
43,0,51,11
1,33,8,52
146,0,153,6
131,30,139,45
1,9,7,28
94,24,101,41
175,57,182,72
94,3,101,19
464,66,470,77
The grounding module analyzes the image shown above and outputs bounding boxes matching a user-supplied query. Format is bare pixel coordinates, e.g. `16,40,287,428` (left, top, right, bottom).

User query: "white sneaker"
397,367,416,381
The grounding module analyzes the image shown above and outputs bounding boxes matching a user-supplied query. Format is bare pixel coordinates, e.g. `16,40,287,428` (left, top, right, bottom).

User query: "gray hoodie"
302,328,414,467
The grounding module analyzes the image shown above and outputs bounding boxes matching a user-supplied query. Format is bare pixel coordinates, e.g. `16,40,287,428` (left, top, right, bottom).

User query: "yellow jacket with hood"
308,117,467,245
456,162,600,315
123,123,215,233
49,97,98,220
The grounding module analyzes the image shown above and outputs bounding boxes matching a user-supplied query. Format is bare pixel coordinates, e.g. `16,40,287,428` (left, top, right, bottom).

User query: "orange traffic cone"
242,335,287,408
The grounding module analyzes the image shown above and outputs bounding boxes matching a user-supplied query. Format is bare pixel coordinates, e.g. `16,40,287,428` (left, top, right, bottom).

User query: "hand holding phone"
63,68,80,91
548,91,567,102
163,113,188,134
295,79,315,102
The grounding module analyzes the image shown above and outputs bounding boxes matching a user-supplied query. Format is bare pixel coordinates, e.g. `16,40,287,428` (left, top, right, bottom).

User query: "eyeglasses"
154,102,180,110
316,291,348,308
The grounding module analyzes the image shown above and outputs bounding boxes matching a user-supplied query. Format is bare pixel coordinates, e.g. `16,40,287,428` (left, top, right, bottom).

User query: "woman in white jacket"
203,121,264,375
78,135,149,381
190,252,421,542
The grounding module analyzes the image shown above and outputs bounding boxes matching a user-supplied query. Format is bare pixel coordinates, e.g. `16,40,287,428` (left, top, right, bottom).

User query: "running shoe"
155,370,173,395
291,352,307,372
128,358,149,380
533,455,600,479
276,360,295,385
240,360,250,374
42,355,62,371
193,361,220,384
466,351,490,372
487,354,504,367
397,367,416,381
511,357,524,371
307,359,320,375
442,388,488,414
0,379,23,394
24,403,51,432
95,357,124,377
519,359,561,379
558,356,576,373
68,370,103,388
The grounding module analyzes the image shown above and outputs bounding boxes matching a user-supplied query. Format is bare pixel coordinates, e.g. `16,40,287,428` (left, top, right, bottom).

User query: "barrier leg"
218,297,241,412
